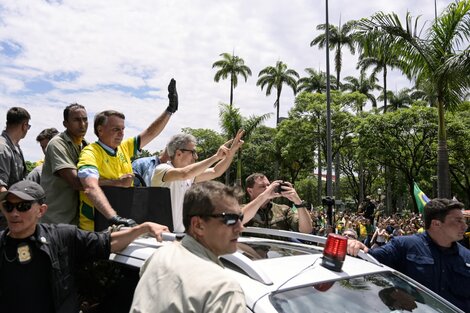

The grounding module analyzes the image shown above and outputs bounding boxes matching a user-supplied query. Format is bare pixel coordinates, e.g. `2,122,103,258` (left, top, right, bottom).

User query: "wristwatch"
294,201,309,209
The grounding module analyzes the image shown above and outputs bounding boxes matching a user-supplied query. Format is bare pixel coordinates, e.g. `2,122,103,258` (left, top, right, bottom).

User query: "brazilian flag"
413,182,430,214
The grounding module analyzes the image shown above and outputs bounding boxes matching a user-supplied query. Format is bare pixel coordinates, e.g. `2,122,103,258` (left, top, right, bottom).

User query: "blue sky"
0,0,450,161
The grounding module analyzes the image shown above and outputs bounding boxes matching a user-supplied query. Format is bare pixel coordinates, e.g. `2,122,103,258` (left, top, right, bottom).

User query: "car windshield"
237,241,320,260
270,272,459,313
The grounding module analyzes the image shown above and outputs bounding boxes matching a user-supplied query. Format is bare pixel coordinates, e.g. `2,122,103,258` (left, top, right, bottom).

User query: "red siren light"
321,233,347,272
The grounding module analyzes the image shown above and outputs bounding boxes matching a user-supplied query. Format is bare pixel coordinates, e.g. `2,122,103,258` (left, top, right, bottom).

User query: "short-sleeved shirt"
151,162,193,233
41,131,88,225
78,137,139,230
132,156,160,187
245,202,299,232
0,130,27,188
26,164,42,184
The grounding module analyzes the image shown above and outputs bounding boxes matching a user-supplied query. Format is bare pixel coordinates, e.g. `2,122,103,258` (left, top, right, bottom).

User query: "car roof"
111,227,387,288
111,227,464,313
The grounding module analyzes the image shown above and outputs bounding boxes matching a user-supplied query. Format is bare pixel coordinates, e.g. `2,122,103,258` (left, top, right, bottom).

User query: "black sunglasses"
2,201,34,213
180,148,197,157
198,213,244,226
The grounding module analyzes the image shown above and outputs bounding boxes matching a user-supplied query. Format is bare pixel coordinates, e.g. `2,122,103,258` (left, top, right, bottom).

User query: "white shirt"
151,162,194,232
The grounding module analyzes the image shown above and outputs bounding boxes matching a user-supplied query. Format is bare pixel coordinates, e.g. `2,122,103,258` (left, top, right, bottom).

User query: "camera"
276,182,288,193
322,196,335,206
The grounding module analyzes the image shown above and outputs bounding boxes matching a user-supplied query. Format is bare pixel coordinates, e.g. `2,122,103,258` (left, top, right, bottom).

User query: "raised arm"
139,78,178,148
242,182,279,224
195,129,244,183
278,181,313,234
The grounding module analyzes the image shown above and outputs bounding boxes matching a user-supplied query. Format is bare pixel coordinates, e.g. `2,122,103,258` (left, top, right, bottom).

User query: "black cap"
0,181,45,202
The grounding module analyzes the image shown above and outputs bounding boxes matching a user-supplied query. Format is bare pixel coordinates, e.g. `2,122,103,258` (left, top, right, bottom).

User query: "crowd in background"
309,200,470,249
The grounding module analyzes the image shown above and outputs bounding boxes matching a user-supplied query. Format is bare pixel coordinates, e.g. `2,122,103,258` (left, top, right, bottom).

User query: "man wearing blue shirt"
132,149,169,187
348,198,470,312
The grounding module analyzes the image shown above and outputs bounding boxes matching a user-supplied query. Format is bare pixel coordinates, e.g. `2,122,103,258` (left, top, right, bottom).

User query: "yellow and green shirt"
78,137,139,230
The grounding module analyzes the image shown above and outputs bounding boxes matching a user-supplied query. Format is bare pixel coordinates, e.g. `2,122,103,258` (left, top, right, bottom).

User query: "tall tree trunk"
385,165,392,215
359,160,364,205
236,150,242,187
225,167,230,185
437,99,451,198
230,75,234,107
383,65,388,113
317,121,322,206
334,152,341,200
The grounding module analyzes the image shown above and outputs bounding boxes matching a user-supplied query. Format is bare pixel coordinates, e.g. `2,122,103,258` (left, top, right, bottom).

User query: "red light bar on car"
321,233,347,272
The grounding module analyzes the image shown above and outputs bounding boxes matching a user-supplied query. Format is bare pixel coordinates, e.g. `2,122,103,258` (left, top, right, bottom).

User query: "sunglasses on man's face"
198,213,244,226
2,201,34,213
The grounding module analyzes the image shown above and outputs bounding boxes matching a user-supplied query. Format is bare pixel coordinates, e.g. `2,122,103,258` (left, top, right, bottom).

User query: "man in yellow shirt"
77,79,178,230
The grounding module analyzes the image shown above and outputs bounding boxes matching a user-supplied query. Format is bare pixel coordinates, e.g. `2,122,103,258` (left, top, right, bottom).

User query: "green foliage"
310,20,357,89
213,52,252,106
182,128,225,161
447,103,470,205
257,60,299,124
297,68,336,94
357,105,438,211
356,1,470,197
241,126,277,185
25,160,36,174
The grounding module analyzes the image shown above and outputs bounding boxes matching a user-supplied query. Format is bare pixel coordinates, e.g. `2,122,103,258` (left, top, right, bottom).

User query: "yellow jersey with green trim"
78,137,139,230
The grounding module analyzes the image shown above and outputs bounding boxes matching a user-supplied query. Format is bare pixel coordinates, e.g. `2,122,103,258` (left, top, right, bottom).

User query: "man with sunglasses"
151,130,244,233
131,180,246,312
0,107,31,229
0,180,169,313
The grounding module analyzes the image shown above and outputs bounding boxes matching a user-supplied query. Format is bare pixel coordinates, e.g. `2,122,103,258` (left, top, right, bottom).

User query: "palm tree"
356,54,400,113
378,88,413,111
297,68,337,94
310,19,357,90
219,103,271,185
257,61,299,125
357,0,470,198
341,70,380,111
212,52,252,107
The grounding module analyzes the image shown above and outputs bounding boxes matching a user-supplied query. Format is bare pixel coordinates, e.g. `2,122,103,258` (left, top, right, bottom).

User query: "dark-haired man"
26,127,59,184
78,79,178,230
0,107,31,230
0,180,169,313
41,103,89,225
0,107,31,192
242,173,313,234
130,180,246,312
347,198,470,312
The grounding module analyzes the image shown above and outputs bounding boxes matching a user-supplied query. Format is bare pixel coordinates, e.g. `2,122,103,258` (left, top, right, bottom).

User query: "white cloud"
0,0,449,161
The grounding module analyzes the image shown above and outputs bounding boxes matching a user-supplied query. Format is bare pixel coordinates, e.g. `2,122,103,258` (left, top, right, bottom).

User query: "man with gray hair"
151,130,244,233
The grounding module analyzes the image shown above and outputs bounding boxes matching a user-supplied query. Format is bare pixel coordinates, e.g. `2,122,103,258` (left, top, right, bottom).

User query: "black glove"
109,215,137,227
166,78,178,113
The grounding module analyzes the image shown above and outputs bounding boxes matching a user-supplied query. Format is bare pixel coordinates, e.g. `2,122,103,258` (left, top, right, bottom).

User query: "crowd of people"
0,78,468,312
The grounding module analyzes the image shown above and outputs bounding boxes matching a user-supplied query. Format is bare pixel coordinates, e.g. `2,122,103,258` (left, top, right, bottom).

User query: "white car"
103,227,463,313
